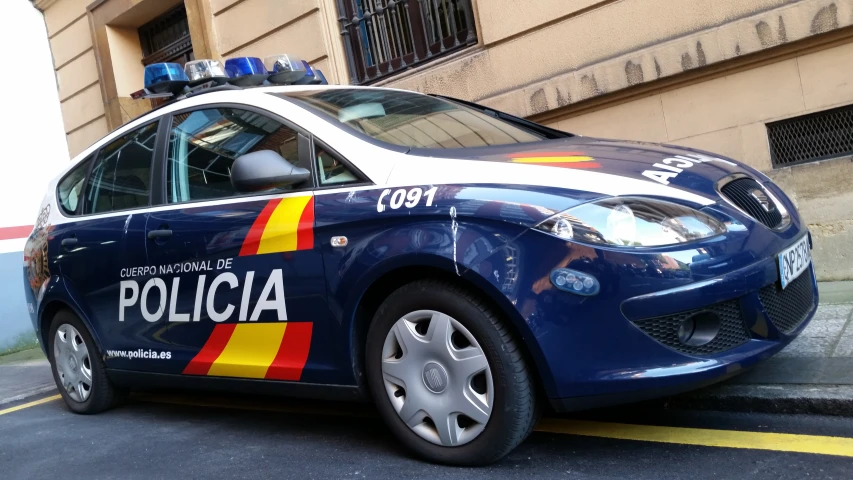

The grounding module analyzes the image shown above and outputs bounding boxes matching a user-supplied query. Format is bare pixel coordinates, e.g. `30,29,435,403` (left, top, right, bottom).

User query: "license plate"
778,235,811,289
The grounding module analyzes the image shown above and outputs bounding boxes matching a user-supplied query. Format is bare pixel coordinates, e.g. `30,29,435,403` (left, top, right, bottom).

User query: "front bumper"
550,262,818,412
500,204,817,407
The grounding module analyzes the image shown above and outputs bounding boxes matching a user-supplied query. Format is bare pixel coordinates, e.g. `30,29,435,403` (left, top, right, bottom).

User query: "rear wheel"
366,280,537,465
48,310,123,414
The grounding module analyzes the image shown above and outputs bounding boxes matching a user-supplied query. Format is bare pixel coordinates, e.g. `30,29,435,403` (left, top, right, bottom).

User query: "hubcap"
53,324,92,403
381,310,493,447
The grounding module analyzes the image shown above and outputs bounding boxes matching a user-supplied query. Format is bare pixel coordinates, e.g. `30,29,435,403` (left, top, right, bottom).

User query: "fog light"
550,268,599,296
677,311,720,346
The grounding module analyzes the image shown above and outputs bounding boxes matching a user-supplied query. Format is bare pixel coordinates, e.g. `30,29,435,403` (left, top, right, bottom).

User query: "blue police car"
23,57,817,465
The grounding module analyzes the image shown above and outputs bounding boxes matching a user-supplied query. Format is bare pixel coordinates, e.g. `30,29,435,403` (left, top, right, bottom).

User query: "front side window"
57,157,91,215
315,144,360,186
84,122,157,214
167,108,307,203
277,89,543,149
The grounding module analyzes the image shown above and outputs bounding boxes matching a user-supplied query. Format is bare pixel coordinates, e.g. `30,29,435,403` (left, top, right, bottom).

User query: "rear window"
276,89,543,149
57,157,91,215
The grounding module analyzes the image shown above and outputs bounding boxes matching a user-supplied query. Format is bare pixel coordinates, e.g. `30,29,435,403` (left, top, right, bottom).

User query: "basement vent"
767,104,853,168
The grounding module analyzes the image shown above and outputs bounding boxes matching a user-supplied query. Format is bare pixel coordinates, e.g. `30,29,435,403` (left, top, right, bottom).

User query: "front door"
133,106,337,384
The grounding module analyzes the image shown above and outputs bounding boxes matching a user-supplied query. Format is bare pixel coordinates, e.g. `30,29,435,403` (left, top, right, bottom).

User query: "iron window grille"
767,103,853,168
138,4,194,67
336,0,477,85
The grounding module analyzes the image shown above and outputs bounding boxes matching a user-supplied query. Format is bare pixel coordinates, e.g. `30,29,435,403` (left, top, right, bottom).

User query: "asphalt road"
1,392,852,479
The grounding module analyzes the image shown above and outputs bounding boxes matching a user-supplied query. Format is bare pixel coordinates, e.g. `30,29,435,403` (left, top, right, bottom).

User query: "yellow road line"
536,419,853,458
4,393,852,459
0,394,61,416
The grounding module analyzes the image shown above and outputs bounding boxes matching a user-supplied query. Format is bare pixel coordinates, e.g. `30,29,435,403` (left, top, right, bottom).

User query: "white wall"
0,0,69,350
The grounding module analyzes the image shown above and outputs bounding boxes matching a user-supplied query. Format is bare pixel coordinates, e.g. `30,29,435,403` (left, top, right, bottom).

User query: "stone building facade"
32,0,853,280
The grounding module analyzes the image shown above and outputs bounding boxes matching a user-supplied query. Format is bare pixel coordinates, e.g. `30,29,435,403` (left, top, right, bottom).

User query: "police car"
24,55,817,465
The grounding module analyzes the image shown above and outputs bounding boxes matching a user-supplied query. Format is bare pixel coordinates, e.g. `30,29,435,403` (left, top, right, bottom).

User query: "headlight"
535,197,726,247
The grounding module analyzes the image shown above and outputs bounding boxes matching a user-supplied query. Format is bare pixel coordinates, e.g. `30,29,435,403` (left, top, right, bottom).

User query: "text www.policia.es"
106,349,172,360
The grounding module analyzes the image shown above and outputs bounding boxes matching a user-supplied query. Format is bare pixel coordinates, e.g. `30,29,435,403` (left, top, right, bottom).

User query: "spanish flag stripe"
182,324,237,375
265,322,313,381
239,198,282,257
507,151,586,158
257,196,313,255
295,197,315,251
512,156,595,164
526,162,602,169
207,323,287,379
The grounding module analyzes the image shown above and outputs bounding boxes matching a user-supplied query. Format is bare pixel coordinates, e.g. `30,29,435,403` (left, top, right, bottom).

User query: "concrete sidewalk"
0,348,53,406
677,281,853,415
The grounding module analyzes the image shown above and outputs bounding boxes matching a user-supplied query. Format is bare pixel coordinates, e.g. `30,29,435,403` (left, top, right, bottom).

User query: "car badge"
749,188,773,212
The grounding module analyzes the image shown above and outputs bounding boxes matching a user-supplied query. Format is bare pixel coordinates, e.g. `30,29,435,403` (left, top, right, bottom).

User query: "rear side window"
57,157,91,215
166,107,308,204
84,122,158,214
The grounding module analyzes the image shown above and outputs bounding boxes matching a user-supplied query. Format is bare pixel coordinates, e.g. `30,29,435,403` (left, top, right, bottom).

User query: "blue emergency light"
143,62,189,94
225,57,268,86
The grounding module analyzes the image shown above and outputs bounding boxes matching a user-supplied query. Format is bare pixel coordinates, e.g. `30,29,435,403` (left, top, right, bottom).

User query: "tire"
365,280,537,465
48,310,124,414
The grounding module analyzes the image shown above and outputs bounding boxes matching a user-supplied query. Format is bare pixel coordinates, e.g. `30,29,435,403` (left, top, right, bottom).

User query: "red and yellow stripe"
183,323,313,381
240,195,314,256
508,151,600,169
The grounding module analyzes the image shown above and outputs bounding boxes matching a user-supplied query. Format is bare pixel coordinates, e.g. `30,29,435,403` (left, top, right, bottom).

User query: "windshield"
275,89,544,149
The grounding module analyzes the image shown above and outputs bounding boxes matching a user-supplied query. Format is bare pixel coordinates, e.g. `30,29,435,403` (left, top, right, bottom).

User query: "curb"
668,384,853,417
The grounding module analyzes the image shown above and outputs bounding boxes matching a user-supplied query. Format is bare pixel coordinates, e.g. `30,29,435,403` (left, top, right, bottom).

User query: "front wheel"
366,280,538,465
48,310,123,414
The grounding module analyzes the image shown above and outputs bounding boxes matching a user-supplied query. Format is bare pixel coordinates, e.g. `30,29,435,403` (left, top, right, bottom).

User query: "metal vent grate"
720,178,783,229
758,268,816,334
632,299,751,356
767,103,853,168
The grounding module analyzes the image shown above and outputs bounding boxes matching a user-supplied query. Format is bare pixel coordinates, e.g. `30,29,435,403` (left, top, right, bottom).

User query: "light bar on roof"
225,57,268,86
185,59,229,87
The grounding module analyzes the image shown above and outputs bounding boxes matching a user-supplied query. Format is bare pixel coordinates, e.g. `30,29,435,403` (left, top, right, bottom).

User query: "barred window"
138,4,194,67
336,0,477,85
767,104,853,168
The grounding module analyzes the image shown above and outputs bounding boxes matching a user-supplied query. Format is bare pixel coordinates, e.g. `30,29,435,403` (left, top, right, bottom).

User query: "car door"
137,105,340,384
54,121,159,353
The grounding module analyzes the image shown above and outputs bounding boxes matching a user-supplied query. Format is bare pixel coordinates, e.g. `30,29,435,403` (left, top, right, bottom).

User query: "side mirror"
230,150,310,192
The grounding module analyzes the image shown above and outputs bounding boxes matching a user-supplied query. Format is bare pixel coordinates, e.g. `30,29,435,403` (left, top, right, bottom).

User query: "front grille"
720,178,783,229
758,268,816,334
767,103,853,168
632,299,751,356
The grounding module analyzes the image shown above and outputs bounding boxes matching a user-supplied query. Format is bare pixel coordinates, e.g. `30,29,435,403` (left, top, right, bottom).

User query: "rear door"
134,105,340,384
54,120,159,352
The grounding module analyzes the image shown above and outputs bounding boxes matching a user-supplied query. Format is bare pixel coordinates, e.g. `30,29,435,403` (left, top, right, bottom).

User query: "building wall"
32,0,853,279
0,0,69,351
41,0,109,158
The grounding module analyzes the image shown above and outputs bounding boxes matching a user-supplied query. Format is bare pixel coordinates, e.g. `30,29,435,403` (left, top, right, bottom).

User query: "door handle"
60,237,78,247
147,229,173,240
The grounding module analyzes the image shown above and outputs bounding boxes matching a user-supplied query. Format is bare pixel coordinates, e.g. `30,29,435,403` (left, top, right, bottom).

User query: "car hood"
400,137,763,206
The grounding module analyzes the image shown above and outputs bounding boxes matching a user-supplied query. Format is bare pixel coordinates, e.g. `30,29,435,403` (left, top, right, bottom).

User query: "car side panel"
313,184,581,391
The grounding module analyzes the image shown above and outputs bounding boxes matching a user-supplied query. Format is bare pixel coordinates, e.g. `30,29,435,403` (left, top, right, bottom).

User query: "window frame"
154,103,320,207
310,135,372,190
66,118,163,218
55,152,96,216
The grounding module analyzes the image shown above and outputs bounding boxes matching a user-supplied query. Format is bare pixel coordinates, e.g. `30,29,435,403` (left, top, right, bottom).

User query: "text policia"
118,258,288,323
